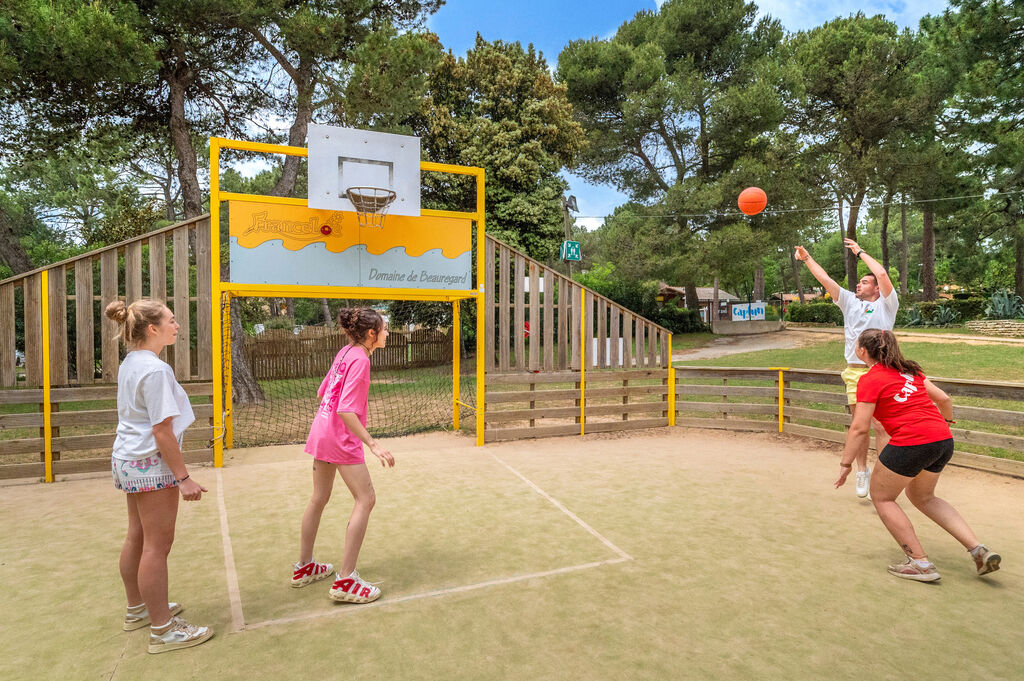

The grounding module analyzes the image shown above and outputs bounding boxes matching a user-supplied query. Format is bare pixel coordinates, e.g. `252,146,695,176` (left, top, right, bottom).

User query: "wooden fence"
469,365,1024,477
481,237,672,373
244,327,452,379
0,215,215,479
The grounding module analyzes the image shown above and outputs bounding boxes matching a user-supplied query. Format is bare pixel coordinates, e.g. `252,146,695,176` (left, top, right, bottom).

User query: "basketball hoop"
346,186,396,228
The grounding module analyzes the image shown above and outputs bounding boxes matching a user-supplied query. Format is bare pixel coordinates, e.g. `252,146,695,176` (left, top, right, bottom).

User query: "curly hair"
337,307,384,344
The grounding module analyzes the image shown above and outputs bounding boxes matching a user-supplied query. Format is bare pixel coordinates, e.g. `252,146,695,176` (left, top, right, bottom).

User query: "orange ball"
738,187,767,216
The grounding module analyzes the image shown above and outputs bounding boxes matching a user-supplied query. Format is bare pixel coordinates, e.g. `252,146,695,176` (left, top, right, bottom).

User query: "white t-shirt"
112,350,195,461
835,288,900,364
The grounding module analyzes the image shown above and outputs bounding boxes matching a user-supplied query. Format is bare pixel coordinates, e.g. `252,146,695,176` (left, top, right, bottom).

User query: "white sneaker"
329,570,381,604
148,617,214,654
124,602,183,631
855,469,870,498
292,559,334,587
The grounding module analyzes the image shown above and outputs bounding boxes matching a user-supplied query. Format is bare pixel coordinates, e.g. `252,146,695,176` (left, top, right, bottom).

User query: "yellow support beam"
211,137,308,157
41,270,53,483
421,161,485,176
219,192,308,207
580,287,586,437
220,282,476,302
452,300,460,431
770,367,789,433
475,170,486,446
210,139,224,467
667,329,675,426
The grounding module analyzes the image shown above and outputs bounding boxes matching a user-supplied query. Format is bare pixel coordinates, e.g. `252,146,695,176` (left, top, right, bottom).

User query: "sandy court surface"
2,428,1021,681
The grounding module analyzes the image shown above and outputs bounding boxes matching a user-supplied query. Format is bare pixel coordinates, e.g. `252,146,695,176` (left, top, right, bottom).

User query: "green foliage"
932,305,960,327
575,264,706,333
903,307,925,327
986,289,1024,320
786,302,842,325
412,37,584,261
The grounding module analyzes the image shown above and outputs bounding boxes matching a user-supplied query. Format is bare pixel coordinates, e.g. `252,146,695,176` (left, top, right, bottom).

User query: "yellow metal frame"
770,367,789,433
667,332,675,427
209,137,487,462
41,270,53,482
579,288,586,436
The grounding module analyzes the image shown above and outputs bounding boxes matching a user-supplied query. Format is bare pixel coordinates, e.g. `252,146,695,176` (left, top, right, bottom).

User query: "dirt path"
673,329,834,360
674,326,1023,361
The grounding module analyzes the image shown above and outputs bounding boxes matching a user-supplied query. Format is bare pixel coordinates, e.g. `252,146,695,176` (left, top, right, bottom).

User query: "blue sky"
427,0,952,229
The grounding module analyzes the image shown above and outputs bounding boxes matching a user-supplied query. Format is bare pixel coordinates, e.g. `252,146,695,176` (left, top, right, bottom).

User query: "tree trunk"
684,282,700,312
0,206,34,273
845,188,866,290
321,298,334,328
163,58,203,220
753,267,764,302
789,246,805,304
230,304,265,406
1015,223,1023,297
900,201,909,296
271,59,314,198
921,207,936,301
880,187,893,272
712,277,720,327
163,156,177,221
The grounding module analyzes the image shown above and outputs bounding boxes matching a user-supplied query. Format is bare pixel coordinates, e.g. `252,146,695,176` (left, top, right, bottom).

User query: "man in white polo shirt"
795,238,899,497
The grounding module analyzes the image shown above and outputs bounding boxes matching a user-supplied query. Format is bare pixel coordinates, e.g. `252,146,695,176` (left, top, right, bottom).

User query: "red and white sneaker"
292,559,334,588
329,570,381,604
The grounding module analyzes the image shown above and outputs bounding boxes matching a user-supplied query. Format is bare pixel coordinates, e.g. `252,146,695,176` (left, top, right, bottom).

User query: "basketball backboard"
307,124,420,217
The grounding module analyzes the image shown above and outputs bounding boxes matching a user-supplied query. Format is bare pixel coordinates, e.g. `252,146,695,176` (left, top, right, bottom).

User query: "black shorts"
878,438,955,478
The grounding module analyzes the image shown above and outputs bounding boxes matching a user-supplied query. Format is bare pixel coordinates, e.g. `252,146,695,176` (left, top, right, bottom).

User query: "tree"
558,0,789,307
791,14,946,290
407,36,585,260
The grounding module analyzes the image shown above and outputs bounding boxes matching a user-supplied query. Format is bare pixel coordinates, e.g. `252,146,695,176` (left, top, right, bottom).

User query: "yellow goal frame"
209,137,486,466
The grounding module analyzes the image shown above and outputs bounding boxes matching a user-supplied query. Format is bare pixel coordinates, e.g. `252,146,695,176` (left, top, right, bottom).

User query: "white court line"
489,453,633,561
244,557,629,631
216,469,245,633
239,450,632,632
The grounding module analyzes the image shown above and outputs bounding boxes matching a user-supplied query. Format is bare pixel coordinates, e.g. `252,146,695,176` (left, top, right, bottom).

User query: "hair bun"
104,300,128,324
337,308,356,330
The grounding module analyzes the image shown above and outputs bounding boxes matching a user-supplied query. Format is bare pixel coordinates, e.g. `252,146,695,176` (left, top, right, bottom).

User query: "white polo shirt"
112,350,195,461
835,288,899,364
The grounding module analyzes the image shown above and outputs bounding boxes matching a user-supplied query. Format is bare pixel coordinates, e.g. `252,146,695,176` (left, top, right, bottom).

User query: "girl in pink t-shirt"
292,308,394,603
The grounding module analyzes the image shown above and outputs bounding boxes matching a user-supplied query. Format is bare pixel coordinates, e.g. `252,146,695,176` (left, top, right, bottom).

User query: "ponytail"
857,329,924,376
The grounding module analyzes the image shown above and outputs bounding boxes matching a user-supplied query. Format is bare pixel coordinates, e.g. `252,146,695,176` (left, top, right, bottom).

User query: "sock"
913,557,933,568
152,619,173,631
127,603,146,612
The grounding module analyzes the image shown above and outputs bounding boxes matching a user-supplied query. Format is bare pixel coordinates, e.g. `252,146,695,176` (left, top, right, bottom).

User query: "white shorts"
111,454,178,494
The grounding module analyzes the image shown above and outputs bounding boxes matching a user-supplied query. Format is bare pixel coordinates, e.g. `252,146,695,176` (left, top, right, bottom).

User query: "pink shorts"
308,447,365,466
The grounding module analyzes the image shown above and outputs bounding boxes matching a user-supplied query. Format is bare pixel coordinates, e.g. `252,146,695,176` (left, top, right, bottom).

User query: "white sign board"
591,338,625,367
731,301,766,321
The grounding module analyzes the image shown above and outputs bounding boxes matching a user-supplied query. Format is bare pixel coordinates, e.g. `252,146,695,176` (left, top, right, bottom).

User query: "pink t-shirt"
304,346,371,464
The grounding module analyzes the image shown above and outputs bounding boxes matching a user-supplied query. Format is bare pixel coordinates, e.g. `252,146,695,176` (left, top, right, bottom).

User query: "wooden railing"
0,215,215,479
482,236,671,373
675,367,1024,478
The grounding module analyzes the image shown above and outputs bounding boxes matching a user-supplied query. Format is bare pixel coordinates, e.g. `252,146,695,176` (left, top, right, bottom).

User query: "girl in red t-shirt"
834,329,1001,582
291,308,395,603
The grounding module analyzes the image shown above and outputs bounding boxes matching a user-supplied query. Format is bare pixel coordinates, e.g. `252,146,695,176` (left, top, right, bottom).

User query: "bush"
656,303,706,334
985,289,1024,319
915,301,939,320
949,297,987,321
932,305,960,327
786,302,842,325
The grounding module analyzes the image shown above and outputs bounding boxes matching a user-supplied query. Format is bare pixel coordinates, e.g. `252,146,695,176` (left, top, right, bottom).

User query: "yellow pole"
475,170,486,446
770,367,789,433
210,139,224,467
580,287,586,436
452,300,460,431
223,293,233,449
667,332,675,426
41,270,53,483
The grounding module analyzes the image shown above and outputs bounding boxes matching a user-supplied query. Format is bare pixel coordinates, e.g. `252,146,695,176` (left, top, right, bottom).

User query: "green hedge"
786,302,842,325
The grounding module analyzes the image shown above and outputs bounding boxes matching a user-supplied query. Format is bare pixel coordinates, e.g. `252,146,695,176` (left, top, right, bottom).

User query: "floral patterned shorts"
111,454,178,493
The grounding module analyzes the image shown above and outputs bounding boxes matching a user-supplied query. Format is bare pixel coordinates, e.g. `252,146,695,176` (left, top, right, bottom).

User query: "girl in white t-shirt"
105,299,214,654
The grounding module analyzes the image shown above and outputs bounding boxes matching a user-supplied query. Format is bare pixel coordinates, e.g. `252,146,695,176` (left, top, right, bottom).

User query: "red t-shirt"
855,364,952,446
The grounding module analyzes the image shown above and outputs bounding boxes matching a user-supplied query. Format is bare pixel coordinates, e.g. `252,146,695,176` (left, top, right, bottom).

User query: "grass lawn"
676,336,1024,382
670,331,717,352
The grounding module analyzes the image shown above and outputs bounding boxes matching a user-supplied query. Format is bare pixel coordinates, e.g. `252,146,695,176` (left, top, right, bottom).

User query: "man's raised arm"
794,246,841,300
844,239,894,298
